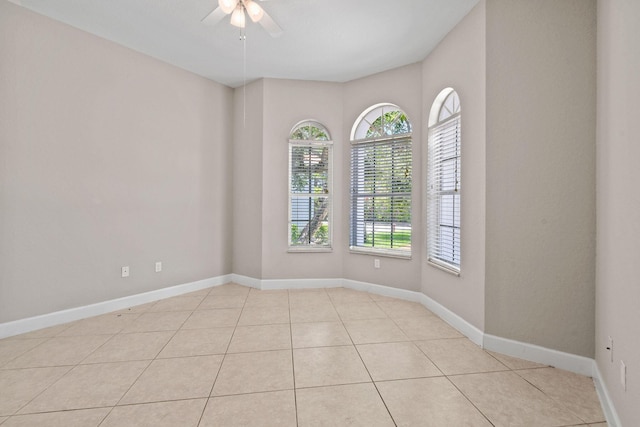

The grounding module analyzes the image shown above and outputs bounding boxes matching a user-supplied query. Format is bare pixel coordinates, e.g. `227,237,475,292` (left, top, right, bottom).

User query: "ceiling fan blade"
258,10,283,37
201,7,227,26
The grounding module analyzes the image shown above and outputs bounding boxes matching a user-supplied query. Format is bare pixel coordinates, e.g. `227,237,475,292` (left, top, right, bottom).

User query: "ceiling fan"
202,0,283,37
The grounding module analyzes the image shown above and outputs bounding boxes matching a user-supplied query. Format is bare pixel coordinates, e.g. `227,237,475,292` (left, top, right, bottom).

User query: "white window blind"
288,121,332,250
350,135,412,254
427,91,461,272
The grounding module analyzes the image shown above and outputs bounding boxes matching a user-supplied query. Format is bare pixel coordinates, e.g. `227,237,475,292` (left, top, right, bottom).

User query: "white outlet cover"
121,266,130,277
155,262,162,272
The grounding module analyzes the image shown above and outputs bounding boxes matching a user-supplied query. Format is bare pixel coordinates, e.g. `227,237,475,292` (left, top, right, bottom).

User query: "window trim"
288,121,333,252
349,104,413,257
427,89,461,275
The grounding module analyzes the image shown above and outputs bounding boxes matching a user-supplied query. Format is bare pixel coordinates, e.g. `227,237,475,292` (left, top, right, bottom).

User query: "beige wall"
231,80,264,279
421,0,486,330
0,1,233,322
261,79,344,280
341,63,423,291
2,2,618,402
596,0,640,423
485,0,596,357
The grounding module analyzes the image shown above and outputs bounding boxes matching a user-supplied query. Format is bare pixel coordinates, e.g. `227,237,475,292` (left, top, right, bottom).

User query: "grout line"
287,289,299,427
330,292,398,427
195,287,250,426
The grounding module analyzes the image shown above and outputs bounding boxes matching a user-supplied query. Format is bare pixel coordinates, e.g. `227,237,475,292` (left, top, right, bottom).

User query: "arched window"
288,120,332,250
427,89,461,273
350,104,412,256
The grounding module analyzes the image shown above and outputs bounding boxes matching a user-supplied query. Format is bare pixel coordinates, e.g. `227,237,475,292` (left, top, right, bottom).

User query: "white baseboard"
592,362,622,427
341,279,422,302
0,274,232,339
262,278,342,291
418,293,485,346
230,274,262,289
483,333,595,377
1,273,618,425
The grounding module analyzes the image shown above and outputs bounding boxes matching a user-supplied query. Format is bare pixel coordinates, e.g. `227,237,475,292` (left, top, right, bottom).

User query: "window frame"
427,88,462,275
288,120,333,252
349,104,413,258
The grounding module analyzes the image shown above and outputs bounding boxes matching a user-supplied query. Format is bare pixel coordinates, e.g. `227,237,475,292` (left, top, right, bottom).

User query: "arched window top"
428,88,460,127
351,103,412,141
290,120,331,141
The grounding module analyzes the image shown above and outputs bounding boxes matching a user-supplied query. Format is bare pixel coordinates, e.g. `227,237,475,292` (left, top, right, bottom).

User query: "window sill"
349,246,412,260
427,258,460,276
287,247,333,254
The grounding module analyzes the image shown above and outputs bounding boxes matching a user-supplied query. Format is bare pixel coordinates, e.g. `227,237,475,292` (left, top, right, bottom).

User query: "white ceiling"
9,0,479,88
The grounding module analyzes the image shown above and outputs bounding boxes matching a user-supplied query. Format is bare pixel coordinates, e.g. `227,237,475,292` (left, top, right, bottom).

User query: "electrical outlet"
620,361,626,391
374,259,380,269
155,261,162,273
121,266,130,278
607,336,613,363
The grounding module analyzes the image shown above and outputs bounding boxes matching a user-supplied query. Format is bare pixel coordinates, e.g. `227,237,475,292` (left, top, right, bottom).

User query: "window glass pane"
427,89,461,271
289,121,332,249
350,105,412,255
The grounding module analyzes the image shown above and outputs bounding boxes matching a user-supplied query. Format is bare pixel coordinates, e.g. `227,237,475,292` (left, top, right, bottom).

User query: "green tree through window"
289,121,332,249
351,105,412,254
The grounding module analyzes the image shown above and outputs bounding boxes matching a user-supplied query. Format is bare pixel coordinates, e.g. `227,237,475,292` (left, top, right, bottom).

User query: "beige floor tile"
487,350,548,370
517,367,606,423
343,318,409,344
6,323,72,340
114,301,158,314
244,292,290,308
102,399,206,427
290,304,340,323
291,322,352,348
588,423,608,427
293,346,370,388
375,300,434,318
120,355,223,404
0,367,70,415
181,308,241,329
377,377,492,426
57,313,139,336
19,361,149,413
238,306,290,325
200,390,296,427
393,316,463,340
227,324,291,353
0,339,49,368
148,295,204,312
4,335,111,368
199,295,247,309
121,311,191,333
207,283,251,296
296,383,394,427
157,327,234,358
334,302,388,321
81,331,174,364
416,338,508,375
288,290,331,307
2,408,109,427
0,416,6,425
357,342,441,381
183,288,212,297
212,350,293,396
326,288,374,303
450,371,583,426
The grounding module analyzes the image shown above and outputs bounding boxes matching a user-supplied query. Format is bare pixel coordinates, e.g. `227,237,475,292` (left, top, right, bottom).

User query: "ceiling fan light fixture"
218,0,239,15
244,0,264,23
230,6,246,28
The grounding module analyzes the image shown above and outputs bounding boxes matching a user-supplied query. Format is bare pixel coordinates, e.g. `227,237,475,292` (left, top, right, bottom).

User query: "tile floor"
0,284,608,426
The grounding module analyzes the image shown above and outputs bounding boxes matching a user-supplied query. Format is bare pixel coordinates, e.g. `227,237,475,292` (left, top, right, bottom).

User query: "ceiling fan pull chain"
242,27,247,127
